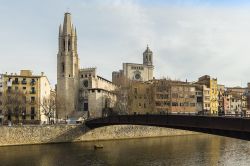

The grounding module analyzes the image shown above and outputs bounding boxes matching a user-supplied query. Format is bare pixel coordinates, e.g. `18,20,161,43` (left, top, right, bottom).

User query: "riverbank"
0,124,199,146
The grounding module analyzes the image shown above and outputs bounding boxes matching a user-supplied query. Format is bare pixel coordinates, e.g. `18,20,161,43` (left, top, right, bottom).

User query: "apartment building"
0,70,51,124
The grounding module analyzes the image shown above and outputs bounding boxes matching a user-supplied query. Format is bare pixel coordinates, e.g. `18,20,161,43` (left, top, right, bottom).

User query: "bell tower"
57,13,79,119
143,45,153,66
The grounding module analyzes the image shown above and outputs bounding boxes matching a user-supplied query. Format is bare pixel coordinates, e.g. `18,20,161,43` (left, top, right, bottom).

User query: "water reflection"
0,134,249,166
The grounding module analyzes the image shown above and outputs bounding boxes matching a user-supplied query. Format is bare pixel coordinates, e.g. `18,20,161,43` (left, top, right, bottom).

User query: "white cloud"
0,1,250,87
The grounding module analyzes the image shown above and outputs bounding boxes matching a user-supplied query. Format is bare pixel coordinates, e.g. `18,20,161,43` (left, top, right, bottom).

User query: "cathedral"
112,45,154,85
56,13,117,120
56,13,154,120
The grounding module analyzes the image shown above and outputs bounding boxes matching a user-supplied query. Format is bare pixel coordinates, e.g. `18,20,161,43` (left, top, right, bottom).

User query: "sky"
1,0,250,87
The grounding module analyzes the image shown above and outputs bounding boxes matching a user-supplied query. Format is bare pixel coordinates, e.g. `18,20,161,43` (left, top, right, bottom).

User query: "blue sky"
138,0,250,6
1,0,250,87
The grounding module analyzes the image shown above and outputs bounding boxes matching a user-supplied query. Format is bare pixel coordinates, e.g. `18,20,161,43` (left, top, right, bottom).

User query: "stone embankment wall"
0,125,198,146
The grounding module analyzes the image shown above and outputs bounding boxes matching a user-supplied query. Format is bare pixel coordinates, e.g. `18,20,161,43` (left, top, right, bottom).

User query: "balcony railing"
21,80,27,85
30,100,36,104
30,90,36,94
30,81,36,86
12,81,19,84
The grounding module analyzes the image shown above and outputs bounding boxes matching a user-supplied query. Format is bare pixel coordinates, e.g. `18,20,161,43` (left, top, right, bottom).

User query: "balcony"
30,100,36,104
30,81,36,86
12,81,19,85
21,80,27,85
30,90,36,94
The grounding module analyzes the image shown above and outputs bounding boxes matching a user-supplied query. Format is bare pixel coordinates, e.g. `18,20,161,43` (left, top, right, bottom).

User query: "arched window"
62,62,65,73
68,39,71,51
63,39,66,51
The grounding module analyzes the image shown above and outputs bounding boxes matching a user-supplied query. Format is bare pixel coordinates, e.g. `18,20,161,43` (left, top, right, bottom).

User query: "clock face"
83,80,88,87
135,73,141,80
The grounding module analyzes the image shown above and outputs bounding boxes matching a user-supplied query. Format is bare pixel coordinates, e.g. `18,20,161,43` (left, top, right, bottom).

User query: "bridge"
85,114,250,140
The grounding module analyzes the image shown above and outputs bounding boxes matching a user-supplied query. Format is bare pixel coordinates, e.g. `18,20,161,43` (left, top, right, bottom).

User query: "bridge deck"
85,114,250,140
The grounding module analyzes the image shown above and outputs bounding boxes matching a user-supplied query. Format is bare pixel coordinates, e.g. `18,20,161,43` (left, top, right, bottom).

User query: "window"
7,87,11,92
97,90,101,93
31,97,35,103
23,87,26,90
134,88,137,94
31,78,35,85
14,78,18,83
172,93,178,98
172,102,178,106
62,62,65,73
31,107,35,120
31,87,35,94
63,39,66,51
84,103,88,111
197,97,203,102
22,78,27,84
68,39,71,51
22,109,26,120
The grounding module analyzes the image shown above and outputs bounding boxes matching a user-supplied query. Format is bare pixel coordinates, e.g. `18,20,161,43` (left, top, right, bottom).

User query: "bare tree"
40,92,56,124
113,77,132,115
1,90,27,124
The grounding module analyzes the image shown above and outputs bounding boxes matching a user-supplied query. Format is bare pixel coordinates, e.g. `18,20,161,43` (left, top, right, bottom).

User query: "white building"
79,68,117,118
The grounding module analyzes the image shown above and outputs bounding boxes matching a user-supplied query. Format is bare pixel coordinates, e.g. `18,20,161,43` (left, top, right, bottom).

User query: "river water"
0,134,249,166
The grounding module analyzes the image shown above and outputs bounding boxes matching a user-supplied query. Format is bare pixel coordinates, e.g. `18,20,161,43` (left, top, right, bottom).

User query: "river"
0,134,249,166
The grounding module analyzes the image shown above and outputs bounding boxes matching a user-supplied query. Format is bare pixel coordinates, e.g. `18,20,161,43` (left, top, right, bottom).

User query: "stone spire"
63,12,72,35
57,12,79,119
59,24,62,36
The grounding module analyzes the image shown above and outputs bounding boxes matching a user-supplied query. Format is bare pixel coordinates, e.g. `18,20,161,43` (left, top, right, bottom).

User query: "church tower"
143,45,153,66
57,13,79,119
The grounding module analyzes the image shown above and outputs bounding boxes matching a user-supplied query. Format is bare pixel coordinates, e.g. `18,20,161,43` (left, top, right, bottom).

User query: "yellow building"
0,70,51,124
198,75,218,114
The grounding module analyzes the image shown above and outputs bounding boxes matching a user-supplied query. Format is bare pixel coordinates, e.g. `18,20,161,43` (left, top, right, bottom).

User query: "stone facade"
127,79,197,114
128,81,154,114
57,13,117,120
112,45,154,85
153,79,197,113
0,70,51,124
79,68,117,118
0,125,198,146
